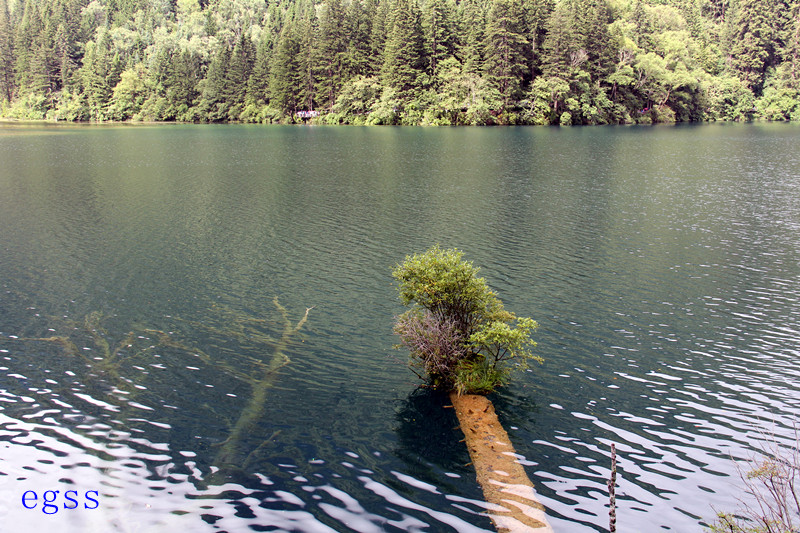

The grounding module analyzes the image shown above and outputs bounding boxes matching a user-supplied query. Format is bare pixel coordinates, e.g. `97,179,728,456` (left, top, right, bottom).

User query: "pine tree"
774,0,799,82
458,0,487,75
344,0,374,79
269,22,303,116
199,42,231,120
522,0,554,82
246,29,275,107
783,1,800,83
728,0,777,94
0,0,16,101
13,0,46,95
421,0,456,79
483,0,528,107
81,30,122,120
165,50,201,115
631,0,654,51
297,8,319,111
369,0,391,72
578,0,614,81
382,0,425,97
225,32,255,113
541,0,579,77
317,0,347,110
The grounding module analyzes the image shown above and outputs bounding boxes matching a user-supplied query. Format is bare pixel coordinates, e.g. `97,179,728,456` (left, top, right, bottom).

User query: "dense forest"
0,0,798,124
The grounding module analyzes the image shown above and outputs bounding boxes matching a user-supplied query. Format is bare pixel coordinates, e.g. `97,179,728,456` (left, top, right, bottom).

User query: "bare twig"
709,424,800,533
609,442,617,533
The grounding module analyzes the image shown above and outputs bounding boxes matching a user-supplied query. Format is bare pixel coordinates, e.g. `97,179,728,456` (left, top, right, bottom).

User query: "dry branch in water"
211,298,312,473
709,425,800,533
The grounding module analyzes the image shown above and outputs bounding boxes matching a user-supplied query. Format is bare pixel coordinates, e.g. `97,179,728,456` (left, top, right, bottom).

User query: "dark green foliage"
198,43,231,121
269,22,303,117
80,30,123,120
382,0,425,99
421,0,456,79
483,0,528,107
522,0,554,81
0,0,14,102
318,0,347,110
1,0,799,124
728,0,779,94
344,0,373,78
246,31,273,108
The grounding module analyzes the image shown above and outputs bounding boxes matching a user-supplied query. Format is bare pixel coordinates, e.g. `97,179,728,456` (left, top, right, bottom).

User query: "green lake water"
1,122,799,532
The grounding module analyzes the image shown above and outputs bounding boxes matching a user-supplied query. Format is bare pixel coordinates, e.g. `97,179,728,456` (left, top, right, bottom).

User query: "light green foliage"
469,317,541,367
108,66,149,120
393,246,540,395
705,75,755,121
330,75,383,119
394,246,507,328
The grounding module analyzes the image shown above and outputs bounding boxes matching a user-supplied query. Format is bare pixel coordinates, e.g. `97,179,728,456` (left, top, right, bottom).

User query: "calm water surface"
1,123,799,532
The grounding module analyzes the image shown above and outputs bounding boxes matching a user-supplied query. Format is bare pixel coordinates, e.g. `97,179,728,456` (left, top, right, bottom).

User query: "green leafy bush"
392,246,541,394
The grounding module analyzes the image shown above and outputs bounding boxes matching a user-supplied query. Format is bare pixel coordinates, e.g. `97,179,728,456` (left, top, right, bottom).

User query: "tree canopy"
393,246,541,394
1,0,799,125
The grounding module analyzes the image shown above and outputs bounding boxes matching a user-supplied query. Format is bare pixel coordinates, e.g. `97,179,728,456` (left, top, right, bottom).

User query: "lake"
1,122,799,532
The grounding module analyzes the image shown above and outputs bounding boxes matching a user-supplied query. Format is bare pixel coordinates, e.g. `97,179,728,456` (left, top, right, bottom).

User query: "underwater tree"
392,245,541,394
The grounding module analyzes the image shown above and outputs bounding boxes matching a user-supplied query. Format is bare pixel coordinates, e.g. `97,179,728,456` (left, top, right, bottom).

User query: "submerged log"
211,298,312,473
450,392,554,533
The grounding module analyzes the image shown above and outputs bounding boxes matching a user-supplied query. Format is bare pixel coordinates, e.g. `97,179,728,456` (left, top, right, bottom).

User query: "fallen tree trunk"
450,392,554,533
212,298,312,473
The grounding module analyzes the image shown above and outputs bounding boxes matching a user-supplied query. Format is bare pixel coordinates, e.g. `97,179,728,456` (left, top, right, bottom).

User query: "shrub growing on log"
392,246,541,394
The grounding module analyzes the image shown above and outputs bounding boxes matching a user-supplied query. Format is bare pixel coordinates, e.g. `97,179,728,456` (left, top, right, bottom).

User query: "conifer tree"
522,0,554,82
225,32,255,115
269,22,303,116
483,0,528,108
199,42,231,120
578,0,614,81
382,0,425,97
297,8,319,111
422,0,456,79
317,0,347,110
345,0,374,79
458,0,487,75
728,0,778,94
246,31,274,107
782,1,800,83
0,0,16,101
13,0,45,95
165,50,201,116
631,0,654,51
541,0,579,77
369,0,391,72
81,30,123,120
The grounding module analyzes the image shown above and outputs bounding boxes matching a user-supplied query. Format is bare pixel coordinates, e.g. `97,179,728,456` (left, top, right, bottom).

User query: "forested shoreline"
1,0,798,125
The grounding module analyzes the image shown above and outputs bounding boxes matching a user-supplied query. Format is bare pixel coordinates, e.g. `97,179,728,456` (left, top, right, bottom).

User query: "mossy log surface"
450,392,554,533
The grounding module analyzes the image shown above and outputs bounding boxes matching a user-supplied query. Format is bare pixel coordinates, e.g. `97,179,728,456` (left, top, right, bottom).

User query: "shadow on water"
395,388,473,488
394,386,544,484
